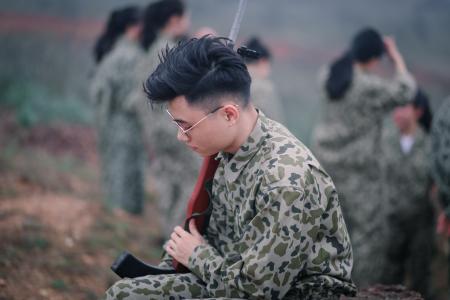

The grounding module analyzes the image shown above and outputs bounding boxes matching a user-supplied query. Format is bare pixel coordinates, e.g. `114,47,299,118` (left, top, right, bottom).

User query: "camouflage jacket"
381,120,431,218
250,76,285,123
187,112,356,299
90,36,145,130
431,96,450,217
312,67,416,181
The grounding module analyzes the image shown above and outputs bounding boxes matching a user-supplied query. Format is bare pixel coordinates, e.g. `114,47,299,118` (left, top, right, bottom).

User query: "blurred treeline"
1,0,449,144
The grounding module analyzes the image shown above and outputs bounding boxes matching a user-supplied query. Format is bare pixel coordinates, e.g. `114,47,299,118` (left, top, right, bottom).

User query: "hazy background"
1,0,449,144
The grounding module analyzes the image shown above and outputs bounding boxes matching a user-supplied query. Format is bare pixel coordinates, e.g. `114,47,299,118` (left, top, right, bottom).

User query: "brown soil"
0,113,163,300
0,192,162,300
0,111,97,164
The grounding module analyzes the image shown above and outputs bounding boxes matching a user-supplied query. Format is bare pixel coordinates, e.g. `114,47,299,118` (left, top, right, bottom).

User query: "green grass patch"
0,80,92,127
51,279,68,291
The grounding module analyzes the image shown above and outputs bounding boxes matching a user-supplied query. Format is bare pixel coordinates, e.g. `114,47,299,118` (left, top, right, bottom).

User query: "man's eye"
176,122,191,131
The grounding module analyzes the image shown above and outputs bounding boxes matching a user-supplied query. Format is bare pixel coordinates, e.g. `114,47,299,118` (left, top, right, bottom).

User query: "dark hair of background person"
244,36,271,64
141,0,185,50
144,36,252,109
413,88,433,133
93,6,141,64
325,27,385,100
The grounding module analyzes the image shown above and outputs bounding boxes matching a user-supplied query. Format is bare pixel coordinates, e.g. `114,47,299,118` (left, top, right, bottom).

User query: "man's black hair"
326,27,385,100
144,36,252,109
413,88,433,133
94,6,141,64
351,28,385,63
141,0,185,50
244,36,271,64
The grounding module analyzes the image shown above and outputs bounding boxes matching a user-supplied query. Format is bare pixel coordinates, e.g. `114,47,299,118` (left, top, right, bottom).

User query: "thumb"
189,219,201,237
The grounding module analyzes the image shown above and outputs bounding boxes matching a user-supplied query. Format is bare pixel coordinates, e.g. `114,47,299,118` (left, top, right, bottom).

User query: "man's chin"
188,146,204,156
197,151,211,157
186,145,217,157
195,149,216,158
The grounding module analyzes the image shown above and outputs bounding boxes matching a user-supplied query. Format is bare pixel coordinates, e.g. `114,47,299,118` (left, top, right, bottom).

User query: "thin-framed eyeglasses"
166,105,225,136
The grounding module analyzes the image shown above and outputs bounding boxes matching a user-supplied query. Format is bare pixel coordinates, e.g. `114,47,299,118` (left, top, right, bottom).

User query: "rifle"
111,0,256,278
111,155,219,277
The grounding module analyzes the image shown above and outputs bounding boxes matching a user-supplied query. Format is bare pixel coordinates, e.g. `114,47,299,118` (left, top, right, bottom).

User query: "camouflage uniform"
91,37,146,214
379,120,433,297
430,96,450,293
105,111,356,299
312,66,416,286
250,76,285,123
431,96,450,218
132,34,201,238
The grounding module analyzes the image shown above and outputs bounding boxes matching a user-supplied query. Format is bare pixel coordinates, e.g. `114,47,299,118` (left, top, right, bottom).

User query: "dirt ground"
0,193,163,300
0,113,164,300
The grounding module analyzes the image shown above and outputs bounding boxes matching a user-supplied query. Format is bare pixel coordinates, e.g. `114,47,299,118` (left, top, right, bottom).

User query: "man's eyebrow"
167,109,188,124
174,119,188,124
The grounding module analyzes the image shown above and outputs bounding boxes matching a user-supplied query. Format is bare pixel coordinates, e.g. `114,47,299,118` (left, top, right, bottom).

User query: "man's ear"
222,104,240,125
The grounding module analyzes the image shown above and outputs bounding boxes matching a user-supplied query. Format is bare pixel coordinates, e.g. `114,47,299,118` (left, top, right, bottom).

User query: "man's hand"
383,36,406,73
165,219,205,267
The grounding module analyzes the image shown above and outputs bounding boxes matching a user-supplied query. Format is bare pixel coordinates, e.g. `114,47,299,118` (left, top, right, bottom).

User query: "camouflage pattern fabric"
431,96,450,218
130,34,201,238
379,120,434,298
312,66,416,287
105,111,356,299
250,76,285,123
430,96,450,300
90,37,146,214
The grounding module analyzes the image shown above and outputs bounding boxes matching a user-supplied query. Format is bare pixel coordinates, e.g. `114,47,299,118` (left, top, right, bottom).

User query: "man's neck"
225,105,258,154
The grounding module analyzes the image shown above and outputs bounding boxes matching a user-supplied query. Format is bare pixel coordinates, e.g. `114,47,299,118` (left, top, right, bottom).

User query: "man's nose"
176,128,189,142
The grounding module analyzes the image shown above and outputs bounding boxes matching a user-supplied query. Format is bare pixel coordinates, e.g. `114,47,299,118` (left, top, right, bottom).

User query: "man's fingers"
174,226,188,237
170,231,182,243
165,244,176,258
166,239,176,251
189,219,201,237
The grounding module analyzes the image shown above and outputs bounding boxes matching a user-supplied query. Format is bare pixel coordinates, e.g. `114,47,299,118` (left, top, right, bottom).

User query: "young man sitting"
105,36,356,300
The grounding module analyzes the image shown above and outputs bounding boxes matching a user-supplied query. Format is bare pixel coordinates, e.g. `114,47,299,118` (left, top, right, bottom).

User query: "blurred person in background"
244,37,285,123
91,6,146,214
312,27,417,287
380,89,434,298
193,26,218,38
430,96,450,297
129,0,201,244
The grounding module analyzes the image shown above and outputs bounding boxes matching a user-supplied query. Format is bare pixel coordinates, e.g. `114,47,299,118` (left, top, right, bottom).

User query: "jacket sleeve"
363,70,417,113
158,251,174,268
188,186,311,299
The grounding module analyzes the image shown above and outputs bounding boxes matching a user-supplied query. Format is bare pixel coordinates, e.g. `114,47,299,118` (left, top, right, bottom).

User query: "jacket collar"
217,111,270,183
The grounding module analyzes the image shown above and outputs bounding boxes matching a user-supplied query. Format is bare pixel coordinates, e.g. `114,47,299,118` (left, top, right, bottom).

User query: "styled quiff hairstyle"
144,36,252,109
